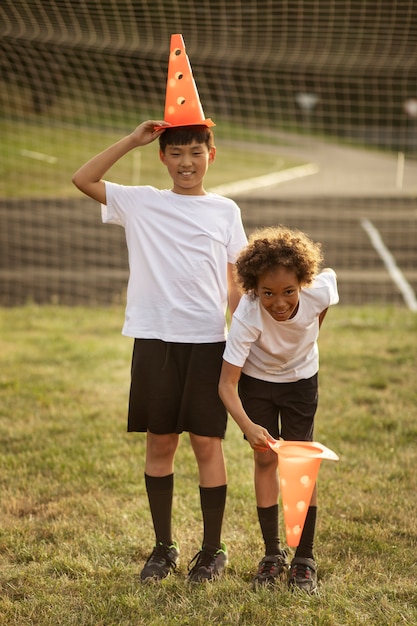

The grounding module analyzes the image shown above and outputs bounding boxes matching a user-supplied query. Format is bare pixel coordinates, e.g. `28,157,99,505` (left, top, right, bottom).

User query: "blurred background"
1,0,416,308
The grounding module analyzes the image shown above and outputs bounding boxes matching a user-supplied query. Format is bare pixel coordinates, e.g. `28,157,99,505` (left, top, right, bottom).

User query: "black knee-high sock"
295,505,317,560
145,473,174,546
199,485,227,552
257,505,281,555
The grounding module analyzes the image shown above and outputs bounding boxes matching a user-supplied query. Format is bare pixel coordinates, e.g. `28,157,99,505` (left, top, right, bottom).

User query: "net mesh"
1,0,416,307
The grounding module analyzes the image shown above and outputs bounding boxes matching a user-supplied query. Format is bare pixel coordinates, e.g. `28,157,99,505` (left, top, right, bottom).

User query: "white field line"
20,149,57,164
361,218,417,312
209,163,319,196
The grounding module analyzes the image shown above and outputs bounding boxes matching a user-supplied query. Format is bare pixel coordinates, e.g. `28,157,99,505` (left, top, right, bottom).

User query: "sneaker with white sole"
140,541,179,583
187,542,228,583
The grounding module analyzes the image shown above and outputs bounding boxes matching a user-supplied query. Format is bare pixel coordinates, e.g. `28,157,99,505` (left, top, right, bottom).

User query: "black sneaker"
140,541,179,583
252,551,289,589
288,556,317,594
187,542,228,583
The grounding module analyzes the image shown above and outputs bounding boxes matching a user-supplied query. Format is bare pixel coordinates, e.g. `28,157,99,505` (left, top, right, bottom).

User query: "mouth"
270,308,290,319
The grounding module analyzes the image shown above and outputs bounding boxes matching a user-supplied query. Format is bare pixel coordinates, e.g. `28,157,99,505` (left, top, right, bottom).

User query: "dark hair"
235,225,323,294
159,125,214,152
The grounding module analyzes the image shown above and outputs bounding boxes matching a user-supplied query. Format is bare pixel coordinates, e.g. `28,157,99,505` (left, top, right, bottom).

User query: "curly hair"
235,225,323,294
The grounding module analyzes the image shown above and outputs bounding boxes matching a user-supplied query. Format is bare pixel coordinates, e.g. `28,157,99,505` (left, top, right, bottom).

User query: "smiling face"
256,265,301,322
159,140,216,195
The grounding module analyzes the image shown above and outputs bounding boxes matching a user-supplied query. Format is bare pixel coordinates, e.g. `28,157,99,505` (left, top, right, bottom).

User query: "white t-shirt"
102,183,247,341
223,270,339,382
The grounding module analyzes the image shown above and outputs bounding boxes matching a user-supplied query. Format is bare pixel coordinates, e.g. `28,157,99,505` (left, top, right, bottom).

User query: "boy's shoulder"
234,293,261,319
305,270,339,306
106,182,161,195
207,191,236,202
106,182,171,203
312,269,337,288
205,192,242,211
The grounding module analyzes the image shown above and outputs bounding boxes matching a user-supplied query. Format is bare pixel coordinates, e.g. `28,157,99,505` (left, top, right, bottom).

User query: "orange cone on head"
161,34,215,128
268,440,339,547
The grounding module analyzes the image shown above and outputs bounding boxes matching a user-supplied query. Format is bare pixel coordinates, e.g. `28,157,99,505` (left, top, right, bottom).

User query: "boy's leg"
295,502,317,560
199,484,227,552
252,449,289,587
238,374,289,587
140,432,180,582
257,505,280,556
187,435,228,582
288,503,318,593
191,434,227,549
253,448,281,553
144,473,174,546
254,447,279,509
279,376,319,593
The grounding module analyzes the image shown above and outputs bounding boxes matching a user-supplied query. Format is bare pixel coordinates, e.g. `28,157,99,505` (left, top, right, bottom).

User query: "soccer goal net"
1,0,416,307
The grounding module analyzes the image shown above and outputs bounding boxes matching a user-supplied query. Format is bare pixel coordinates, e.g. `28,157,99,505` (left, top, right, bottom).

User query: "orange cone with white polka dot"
161,34,215,128
268,440,339,547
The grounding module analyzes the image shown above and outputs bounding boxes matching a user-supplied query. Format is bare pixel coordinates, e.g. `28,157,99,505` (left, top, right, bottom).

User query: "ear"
208,146,216,165
159,149,166,164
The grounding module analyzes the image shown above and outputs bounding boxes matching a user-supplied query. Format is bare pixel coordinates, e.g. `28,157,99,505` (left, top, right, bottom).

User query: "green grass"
1,305,417,625
0,117,303,199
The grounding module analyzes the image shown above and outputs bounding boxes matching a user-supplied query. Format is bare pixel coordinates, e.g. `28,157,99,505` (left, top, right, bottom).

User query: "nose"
180,153,192,167
271,295,286,310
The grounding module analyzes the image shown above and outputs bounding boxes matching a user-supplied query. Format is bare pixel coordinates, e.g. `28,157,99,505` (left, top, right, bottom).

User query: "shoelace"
188,548,216,572
148,543,177,568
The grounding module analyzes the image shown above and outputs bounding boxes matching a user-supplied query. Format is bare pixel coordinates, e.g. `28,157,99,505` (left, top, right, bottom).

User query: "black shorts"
238,372,318,441
127,339,227,437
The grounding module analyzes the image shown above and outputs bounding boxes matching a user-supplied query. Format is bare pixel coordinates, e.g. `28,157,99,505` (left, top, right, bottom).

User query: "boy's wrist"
125,133,140,150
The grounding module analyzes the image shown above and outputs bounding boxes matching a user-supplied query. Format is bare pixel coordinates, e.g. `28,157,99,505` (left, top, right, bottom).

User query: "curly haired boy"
219,225,339,593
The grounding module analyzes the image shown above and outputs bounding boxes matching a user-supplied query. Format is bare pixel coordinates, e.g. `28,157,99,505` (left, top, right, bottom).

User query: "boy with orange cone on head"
72,34,247,584
218,225,339,593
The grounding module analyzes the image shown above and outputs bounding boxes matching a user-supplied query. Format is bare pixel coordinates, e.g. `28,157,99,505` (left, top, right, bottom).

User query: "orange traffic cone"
268,440,339,547
161,34,215,128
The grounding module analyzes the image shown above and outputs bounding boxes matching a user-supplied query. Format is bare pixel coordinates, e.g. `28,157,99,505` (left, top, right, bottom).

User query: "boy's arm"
72,120,168,204
218,360,274,451
227,263,241,315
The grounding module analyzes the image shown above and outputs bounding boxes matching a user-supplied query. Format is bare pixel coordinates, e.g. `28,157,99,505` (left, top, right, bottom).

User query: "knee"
147,433,178,460
254,449,277,471
190,434,222,464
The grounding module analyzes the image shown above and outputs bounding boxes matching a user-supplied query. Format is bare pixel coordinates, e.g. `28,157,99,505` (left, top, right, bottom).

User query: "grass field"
0,118,302,199
1,305,416,625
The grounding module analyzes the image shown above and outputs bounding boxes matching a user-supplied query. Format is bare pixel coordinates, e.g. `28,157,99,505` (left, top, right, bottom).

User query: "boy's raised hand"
72,120,171,204
129,120,170,147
